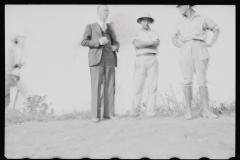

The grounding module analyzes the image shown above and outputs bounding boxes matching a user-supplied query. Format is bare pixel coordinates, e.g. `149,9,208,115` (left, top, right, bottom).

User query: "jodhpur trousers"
179,40,210,87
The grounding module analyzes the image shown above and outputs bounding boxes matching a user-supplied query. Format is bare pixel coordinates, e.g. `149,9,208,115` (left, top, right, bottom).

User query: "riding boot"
184,85,193,120
199,85,218,119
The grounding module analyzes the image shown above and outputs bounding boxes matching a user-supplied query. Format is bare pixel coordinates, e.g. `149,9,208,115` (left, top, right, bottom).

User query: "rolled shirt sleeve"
172,24,180,38
132,31,139,43
203,16,220,32
152,30,160,41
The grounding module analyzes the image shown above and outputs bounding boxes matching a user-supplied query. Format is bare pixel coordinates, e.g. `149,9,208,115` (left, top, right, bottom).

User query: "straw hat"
137,12,154,23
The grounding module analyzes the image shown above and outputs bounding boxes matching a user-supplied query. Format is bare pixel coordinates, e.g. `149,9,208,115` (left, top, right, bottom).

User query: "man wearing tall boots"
172,5,220,119
81,5,120,123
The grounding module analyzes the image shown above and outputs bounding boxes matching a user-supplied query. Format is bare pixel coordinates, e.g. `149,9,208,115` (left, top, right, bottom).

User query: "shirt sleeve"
203,16,220,32
172,23,180,38
152,31,160,41
132,31,139,43
5,47,14,75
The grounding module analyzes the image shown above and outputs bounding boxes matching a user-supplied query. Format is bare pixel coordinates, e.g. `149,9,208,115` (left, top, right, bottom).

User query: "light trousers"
132,55,158,114
179,40,210,87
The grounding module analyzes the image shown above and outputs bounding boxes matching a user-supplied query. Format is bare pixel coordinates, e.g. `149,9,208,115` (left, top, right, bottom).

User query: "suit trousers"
179,40,210,87
132,55,158,115
90,66,115,118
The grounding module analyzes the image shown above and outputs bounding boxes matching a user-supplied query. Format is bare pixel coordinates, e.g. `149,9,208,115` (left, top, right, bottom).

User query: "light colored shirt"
133,27,160,56
13,47,24,66
5,43,25,76
172,12,220,42
5,46,14,75
97,20,108,32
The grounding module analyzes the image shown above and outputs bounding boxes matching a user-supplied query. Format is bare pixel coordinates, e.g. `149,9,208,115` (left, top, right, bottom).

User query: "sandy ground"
5,116,235,159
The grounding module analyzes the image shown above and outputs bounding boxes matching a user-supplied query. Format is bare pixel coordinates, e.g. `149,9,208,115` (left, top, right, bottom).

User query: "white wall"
5,5,235,114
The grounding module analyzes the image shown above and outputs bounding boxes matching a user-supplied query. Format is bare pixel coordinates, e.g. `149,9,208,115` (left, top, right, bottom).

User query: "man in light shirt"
81,5,120,123
172,5,220,119
131,12,160,117
5,34,27,112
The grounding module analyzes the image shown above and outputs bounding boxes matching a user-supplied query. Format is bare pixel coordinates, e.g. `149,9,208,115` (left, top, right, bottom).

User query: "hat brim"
176,4,195,8
137,17,154,23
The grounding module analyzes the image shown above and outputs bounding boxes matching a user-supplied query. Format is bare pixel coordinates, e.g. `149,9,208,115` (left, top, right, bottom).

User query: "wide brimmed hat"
137,12,154,23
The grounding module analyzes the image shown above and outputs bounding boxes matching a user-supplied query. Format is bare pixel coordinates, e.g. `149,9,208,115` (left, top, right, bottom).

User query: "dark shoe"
91,118,100,123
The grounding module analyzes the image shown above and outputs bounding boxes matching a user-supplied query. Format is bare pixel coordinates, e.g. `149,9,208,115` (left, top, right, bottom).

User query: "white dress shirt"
97,20,108,32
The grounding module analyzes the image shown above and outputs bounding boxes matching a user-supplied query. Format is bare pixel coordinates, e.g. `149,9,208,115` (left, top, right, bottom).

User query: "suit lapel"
94,22,102,36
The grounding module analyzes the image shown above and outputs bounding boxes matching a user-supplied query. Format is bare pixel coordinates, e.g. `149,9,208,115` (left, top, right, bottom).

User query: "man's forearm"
133,40,153,49
81,24,100,48
209,29,220,47
81,37,100,48
172,36,180,47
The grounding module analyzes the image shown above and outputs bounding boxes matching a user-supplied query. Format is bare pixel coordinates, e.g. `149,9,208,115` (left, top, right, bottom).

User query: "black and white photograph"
5,4,235,159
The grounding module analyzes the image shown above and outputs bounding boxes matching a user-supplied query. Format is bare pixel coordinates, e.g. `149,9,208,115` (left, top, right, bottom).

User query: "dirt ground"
5,116,235,159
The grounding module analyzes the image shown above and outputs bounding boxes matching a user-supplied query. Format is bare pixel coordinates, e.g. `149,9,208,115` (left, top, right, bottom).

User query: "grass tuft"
5,109,92,126
118,85,235,120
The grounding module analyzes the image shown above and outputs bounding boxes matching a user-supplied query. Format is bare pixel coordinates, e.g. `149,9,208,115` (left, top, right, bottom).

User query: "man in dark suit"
81,5,120,123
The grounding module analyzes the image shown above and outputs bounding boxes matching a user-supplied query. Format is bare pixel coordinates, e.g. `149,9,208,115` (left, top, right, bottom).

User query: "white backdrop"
5,5,235,115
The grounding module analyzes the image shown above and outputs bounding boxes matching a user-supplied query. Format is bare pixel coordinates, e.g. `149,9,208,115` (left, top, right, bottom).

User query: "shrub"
23,95,54,116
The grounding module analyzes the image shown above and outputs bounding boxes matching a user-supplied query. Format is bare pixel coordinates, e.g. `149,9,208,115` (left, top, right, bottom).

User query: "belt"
137,53,156,56
192,39,205,42
185,39,205,43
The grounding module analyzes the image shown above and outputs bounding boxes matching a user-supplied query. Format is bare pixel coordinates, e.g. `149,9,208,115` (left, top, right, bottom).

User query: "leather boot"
199,85,218,119
183,85,193,120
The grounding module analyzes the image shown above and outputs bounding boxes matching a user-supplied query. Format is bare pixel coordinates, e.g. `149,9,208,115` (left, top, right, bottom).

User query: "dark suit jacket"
81,22,120,67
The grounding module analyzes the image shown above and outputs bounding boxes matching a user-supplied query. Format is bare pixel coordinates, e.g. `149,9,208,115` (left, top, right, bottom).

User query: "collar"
183,11,199,21
141,27,152,32
97,19,108,29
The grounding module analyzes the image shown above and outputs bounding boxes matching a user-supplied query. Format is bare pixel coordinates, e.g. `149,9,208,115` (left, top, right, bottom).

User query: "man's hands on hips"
202,42,212,48
99,37,109,45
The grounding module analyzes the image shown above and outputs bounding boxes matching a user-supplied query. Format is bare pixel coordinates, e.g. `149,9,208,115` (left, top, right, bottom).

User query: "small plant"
23,95,54,116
